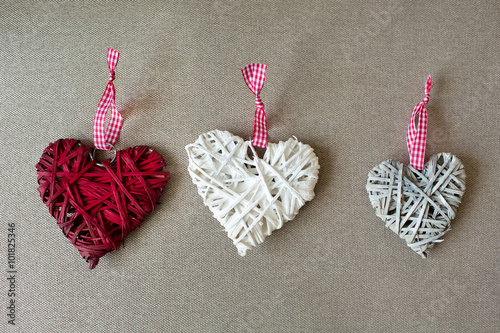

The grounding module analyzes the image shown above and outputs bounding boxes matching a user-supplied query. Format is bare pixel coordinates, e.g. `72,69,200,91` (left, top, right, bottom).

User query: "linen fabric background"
1,1,499,332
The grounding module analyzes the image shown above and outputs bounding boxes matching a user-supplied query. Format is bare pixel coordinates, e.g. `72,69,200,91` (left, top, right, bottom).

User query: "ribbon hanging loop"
242,63,268,148
93,48,123,151
407,75,432,170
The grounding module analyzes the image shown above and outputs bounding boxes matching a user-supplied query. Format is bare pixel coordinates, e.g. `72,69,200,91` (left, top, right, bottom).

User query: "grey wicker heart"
186,129,320,255
366,153,466,257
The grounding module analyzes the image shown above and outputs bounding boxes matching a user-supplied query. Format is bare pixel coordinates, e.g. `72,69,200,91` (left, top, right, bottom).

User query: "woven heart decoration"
186,129,319,255
36,49,170,268
366,75,466,257
36,138,169,268
366,153,465,257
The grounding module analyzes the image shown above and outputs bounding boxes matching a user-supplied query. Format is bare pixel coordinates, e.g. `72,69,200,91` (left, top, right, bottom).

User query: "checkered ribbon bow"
407,75,432,170
93,48,123,151
242,63,267,148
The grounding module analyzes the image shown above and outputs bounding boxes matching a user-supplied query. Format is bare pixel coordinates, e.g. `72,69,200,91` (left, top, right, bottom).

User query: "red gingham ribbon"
407,75,432,170
93,48,123,151
242,63,267,148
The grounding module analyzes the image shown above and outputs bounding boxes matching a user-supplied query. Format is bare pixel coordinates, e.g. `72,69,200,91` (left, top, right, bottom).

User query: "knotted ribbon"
93,48,123,151
407,75,432,170
242,63,268,148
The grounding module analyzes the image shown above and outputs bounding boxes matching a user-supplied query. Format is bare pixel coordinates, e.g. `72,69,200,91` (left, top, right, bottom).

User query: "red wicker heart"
36,138,170,269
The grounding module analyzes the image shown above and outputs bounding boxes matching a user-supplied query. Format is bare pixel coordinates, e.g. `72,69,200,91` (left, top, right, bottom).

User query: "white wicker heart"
186,130,320,255
366,153,466,257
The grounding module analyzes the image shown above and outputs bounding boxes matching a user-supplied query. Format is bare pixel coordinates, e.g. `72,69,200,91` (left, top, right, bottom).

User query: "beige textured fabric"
1,1,499,332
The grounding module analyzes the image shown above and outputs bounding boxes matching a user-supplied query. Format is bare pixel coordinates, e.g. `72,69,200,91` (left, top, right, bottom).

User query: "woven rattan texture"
366,153,466,257
36,139,170,268
186,130,320,255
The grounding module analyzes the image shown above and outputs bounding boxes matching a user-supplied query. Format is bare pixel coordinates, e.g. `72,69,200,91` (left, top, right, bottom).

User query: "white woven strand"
366,153,466,258
186,130,320,255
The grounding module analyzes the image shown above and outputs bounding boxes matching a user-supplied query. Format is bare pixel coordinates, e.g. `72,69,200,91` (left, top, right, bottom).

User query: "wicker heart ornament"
36,139,169,268
36,49,170,268
366,153,465,257
366,76,466,257
186,130,319,255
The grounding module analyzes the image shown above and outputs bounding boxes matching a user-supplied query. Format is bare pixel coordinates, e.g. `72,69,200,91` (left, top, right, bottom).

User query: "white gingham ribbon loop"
242,63,267,148
407,75,432,170
93,48,123,151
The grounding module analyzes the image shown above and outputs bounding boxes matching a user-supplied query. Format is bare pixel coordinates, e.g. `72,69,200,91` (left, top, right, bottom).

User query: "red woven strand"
36,139,170,269
407,75,432,170
242,63,268,148
93,48,123,151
